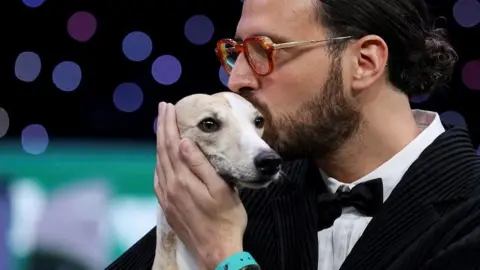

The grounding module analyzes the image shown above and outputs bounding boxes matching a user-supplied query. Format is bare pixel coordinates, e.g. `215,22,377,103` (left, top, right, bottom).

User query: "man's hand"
155,102,247,269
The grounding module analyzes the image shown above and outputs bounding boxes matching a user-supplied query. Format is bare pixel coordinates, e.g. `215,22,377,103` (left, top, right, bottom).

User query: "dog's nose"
254,151,282,176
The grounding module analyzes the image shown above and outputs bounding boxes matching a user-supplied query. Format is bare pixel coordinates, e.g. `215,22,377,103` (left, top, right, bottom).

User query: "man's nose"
227,53,259,93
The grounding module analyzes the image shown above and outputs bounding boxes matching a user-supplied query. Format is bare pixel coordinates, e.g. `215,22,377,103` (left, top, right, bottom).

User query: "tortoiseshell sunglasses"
215,36,353,76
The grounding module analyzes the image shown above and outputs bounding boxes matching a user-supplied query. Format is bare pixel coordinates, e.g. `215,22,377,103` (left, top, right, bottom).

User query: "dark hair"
313,0,458,96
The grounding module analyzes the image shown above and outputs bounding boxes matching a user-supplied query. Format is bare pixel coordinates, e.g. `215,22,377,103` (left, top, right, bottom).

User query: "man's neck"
317,89,421,183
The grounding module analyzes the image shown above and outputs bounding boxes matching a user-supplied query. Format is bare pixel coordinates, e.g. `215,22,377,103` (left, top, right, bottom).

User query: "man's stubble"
241,56,362,161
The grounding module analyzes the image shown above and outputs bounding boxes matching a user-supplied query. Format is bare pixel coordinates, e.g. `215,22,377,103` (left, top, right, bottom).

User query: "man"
107,0,480,269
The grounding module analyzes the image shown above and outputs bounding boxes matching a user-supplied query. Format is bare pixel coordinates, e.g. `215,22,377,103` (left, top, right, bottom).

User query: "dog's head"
175,92,282,189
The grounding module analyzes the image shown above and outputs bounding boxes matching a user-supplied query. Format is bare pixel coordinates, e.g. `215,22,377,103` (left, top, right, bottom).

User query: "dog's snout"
254,151,282,176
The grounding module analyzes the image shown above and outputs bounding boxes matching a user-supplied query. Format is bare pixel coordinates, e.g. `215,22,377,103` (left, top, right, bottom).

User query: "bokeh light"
151,55,182,85
153,117,157,134
21,124,49,155
122,31,153,62
410,93,430,103
0,107,9,139
22,0,45,8
52,61,82,92
219,65,229,87
67,11,97,42
14,52,42,83
462,59,480,90
453,0,480,28
184,15,215,45
440,111,467,127
113,82,144,113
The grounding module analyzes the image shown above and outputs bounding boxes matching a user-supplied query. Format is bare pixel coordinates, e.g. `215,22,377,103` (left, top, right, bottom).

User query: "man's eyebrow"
233,32,291,44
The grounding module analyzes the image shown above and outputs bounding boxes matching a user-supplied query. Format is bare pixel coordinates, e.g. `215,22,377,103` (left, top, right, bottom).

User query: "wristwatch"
215,252,260,270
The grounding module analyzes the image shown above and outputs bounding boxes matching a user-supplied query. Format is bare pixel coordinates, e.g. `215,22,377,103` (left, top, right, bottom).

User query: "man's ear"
350,35,389,92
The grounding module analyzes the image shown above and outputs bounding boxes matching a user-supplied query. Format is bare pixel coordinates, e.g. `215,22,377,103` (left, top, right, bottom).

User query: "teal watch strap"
215,251,260,270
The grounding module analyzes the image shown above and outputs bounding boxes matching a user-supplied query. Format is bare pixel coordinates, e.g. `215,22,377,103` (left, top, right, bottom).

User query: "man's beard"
240,57,362,161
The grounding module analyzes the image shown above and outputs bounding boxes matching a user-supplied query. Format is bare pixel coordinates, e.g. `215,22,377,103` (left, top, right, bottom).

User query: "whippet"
153,92,282,270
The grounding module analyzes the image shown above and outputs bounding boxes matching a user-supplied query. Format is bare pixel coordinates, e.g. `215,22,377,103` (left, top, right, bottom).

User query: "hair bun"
402,28,458,95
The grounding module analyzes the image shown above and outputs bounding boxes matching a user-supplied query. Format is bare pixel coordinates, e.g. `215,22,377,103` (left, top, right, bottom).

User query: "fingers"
161,102,186,199
154,166,166,207
164,103,182,171
158,101,222,205
157,102,174,190
179,138,233,199
158,102,195,203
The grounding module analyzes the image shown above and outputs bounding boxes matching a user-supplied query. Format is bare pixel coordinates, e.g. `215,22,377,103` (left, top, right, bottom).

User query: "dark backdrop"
2,0,480,153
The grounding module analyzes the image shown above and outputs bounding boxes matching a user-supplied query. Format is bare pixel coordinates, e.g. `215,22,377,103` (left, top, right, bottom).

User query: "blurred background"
1,0,479,269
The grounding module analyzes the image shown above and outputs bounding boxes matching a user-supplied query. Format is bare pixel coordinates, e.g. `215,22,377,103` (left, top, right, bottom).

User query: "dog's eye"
198,118,221,133
254,116,264,129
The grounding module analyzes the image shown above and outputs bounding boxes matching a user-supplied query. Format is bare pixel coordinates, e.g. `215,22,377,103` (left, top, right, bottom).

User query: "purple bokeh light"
52,61,82,92
440,111,467,127
184,15,215,45
410,93,431,103
453,0,480,28
113,83,144,113
122,31,153,62
14,52,42,82
0,108,9,139
462,60,480,90
21,124,49,155
67,11,97,42
151,55,182,85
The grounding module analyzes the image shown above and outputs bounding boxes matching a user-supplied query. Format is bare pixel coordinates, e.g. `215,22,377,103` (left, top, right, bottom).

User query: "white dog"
152,92,282,270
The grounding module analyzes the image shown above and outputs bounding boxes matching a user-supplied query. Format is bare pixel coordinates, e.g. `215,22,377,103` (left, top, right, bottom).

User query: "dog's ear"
175,97,198,130
175,94,213,128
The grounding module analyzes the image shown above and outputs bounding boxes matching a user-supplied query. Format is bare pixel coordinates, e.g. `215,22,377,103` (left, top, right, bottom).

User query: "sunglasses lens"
217,39,271,75
245,39,270,75
218,42,237,74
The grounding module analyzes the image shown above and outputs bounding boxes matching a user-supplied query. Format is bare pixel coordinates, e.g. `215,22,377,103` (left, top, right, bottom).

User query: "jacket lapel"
340,127,480,270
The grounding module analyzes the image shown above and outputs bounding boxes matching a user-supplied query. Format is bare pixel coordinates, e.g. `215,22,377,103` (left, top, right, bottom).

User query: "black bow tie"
317,178,384,231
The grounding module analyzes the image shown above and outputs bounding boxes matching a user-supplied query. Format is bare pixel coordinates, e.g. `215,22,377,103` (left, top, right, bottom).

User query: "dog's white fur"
152,92,281,270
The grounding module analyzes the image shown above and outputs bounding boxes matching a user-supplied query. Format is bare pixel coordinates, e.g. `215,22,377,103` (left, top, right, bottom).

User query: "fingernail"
159,102,166,112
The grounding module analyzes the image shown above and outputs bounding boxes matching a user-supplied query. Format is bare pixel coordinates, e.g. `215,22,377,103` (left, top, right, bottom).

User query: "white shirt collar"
322,109,445,202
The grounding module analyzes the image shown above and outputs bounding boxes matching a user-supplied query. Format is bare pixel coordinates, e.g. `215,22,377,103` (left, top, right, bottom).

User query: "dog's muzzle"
254,150,282,177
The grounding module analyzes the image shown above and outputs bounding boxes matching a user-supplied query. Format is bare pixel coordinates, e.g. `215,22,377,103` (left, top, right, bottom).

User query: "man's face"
228,0,361,160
